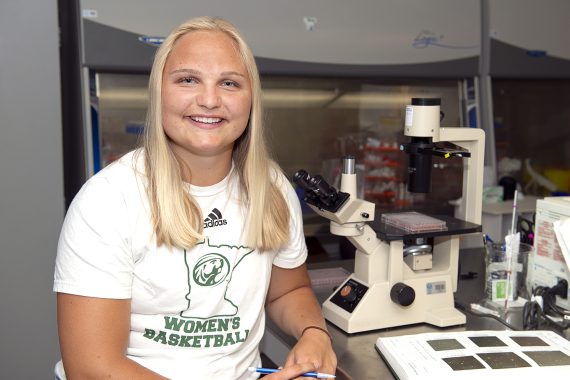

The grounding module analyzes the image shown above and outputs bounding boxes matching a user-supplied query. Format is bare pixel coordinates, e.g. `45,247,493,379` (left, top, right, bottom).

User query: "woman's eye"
179,77,196,84
221,80,239,88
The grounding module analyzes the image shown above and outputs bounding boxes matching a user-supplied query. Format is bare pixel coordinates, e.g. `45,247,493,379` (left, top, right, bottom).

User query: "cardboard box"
528,197,570,309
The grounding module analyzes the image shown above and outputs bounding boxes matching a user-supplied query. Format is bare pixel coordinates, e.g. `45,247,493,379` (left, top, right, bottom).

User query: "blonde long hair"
142,16,289,251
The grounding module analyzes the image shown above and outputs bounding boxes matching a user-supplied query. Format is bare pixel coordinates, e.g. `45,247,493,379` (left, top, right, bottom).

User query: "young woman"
54,16,336,379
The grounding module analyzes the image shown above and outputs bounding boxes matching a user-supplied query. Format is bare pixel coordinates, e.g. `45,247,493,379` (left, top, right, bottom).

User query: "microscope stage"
372,213,481,242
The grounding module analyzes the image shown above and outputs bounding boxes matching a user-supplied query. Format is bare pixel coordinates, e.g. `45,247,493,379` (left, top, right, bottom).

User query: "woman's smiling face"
161,30,252,162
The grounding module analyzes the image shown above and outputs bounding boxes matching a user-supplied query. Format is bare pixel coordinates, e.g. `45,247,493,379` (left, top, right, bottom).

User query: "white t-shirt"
54,150,308,380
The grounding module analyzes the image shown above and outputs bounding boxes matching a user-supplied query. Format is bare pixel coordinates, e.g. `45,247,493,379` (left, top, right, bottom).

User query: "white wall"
0,0,64,377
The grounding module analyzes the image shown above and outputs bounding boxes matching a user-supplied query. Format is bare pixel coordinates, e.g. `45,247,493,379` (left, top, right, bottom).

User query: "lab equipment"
528,196,570,310
484,240,533,303
294,98,485,333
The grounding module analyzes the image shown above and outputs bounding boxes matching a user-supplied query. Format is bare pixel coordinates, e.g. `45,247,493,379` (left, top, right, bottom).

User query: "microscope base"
322,274,466,334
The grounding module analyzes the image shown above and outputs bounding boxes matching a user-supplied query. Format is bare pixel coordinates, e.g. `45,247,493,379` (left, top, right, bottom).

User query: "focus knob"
390,283,415,307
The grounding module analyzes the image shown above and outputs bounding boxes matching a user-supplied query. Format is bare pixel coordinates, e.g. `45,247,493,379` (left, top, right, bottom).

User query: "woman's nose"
196,86,221,109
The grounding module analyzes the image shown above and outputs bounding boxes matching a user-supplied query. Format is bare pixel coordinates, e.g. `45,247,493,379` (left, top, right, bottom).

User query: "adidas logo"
203,208,228,228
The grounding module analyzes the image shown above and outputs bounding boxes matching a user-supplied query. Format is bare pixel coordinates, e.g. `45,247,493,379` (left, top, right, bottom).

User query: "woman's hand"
265,328,337,379
265,264,337,379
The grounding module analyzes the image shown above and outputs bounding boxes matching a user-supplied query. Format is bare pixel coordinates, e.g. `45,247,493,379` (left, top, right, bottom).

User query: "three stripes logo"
203,208,228,228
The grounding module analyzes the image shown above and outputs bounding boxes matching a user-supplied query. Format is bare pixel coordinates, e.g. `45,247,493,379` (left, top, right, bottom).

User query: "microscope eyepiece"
309,175,338,203
293,169,348,211
294,170,337,201
293,170,312,191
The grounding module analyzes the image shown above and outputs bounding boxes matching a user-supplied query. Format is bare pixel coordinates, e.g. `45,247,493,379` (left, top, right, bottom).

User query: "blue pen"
248,366,336,379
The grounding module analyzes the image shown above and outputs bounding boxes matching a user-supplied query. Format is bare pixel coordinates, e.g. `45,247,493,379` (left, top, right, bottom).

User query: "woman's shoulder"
76,149,146,200
103,149,144,176
95,149,144,179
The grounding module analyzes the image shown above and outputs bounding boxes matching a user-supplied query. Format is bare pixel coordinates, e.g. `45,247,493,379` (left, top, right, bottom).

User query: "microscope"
294,98,485,333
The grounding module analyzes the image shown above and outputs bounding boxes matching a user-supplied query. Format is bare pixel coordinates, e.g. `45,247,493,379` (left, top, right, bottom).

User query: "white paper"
375,330,570,380
553,217,570,269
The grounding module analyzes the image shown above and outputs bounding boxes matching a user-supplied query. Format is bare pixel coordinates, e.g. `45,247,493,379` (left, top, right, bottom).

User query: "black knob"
390,283,415,307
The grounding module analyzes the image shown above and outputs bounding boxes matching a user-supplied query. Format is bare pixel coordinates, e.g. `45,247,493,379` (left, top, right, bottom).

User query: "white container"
485,242,533,302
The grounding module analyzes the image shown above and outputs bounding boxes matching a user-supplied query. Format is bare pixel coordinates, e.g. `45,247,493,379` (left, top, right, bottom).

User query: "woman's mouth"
190,116,223,124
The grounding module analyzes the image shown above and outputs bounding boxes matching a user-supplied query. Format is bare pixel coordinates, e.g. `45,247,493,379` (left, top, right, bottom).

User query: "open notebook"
375,330,570,379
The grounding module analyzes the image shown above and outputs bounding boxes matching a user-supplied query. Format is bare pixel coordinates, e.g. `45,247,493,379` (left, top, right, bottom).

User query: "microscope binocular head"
293,170,349,213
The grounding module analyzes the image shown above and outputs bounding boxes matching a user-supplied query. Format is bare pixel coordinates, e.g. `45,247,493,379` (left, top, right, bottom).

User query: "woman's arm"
57,293,168,379
265,264,337,379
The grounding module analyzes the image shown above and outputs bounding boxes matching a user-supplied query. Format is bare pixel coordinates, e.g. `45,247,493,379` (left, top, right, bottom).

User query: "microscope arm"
438,127,485,225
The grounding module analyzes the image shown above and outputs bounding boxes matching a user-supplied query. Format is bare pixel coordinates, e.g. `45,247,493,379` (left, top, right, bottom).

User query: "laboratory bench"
260,247,569,380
